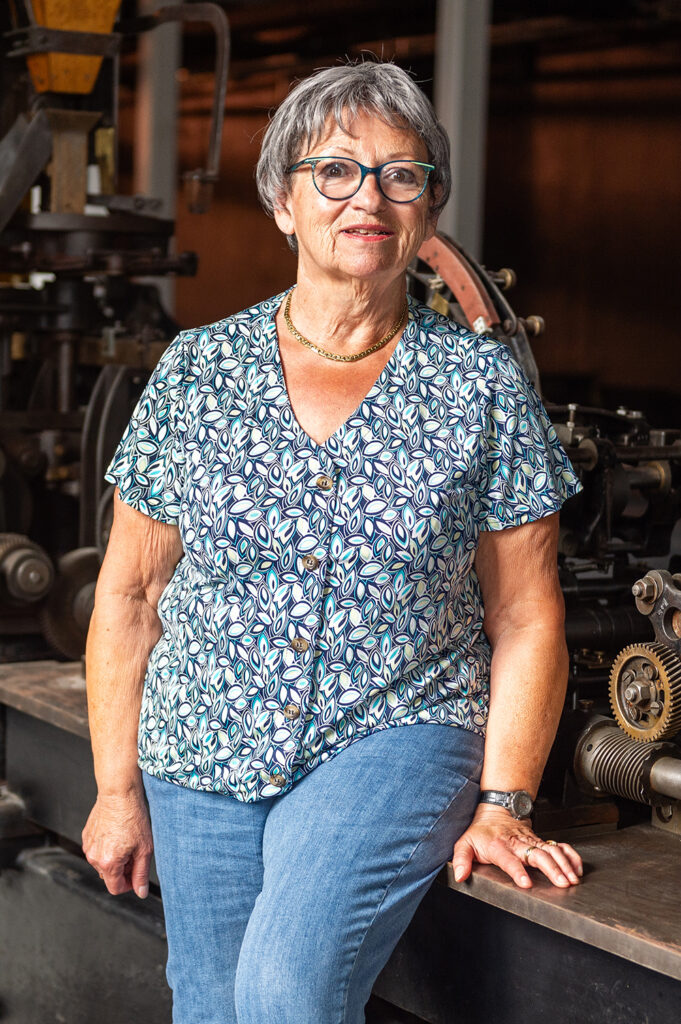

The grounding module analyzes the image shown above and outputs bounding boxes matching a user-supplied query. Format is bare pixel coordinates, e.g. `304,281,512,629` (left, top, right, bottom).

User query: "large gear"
609,642,681,742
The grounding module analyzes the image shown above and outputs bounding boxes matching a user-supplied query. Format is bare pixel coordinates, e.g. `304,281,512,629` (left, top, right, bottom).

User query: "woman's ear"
426,184,444,238
273,191,295,237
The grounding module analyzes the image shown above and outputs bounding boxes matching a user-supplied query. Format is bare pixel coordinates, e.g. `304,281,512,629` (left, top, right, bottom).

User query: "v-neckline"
267,290,411,450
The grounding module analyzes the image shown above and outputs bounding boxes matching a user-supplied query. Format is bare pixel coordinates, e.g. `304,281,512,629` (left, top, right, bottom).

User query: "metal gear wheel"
609,641,681,742
38,547,100,660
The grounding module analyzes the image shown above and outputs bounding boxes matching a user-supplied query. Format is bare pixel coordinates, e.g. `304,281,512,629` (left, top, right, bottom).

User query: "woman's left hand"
451,804,583,889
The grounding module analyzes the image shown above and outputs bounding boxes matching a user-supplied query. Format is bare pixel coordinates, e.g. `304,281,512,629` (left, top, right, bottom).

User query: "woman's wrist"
95,766,145,800
472,803,531,824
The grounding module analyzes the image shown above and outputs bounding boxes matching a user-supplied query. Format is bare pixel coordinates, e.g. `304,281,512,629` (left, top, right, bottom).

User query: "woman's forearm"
453,517,582,888
479,621,569,797
85,591,162,797
82,501,182,897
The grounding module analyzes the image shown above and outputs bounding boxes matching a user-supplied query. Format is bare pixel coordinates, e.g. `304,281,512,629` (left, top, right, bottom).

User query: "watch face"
509,791,533,818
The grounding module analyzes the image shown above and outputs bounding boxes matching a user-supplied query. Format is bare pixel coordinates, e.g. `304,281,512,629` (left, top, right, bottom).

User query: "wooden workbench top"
0,660,88,740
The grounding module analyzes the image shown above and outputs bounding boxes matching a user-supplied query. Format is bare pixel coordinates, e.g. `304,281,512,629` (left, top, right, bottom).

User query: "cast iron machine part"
609,642,681,743
608,570,681,739
553,408,681,564
553,567,681,831
630,568,681,655
574,715,681,820
38,547,100,662
0,532,53,605
413,235,681,570
413,232,542,391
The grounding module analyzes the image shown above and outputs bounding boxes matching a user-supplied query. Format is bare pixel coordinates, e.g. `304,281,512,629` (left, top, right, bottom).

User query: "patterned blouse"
106,291,582,803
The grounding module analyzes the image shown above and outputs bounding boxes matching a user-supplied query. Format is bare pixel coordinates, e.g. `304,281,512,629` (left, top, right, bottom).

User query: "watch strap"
478,789,534,819
479,790,510,807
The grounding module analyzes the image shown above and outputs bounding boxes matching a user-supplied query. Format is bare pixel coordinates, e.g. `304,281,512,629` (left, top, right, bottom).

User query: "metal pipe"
626,465,665,489
128,3,231,211
565,605,653,650
615,446,681,462
650,757,681,802
56,335,74,413
434,0,491,257
155,3,230,186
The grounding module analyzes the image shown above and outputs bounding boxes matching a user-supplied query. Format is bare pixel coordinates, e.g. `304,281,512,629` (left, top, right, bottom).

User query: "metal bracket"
5,26,122,59
632,569,681,656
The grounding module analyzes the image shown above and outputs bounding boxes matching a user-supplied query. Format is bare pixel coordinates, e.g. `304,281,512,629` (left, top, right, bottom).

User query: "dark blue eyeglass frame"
287,157,435,203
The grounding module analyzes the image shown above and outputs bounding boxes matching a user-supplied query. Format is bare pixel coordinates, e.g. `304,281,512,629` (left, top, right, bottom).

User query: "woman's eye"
385,166,417,185
317,161,352,179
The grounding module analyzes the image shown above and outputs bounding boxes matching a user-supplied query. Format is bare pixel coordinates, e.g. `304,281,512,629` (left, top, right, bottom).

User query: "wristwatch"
478,789,534,819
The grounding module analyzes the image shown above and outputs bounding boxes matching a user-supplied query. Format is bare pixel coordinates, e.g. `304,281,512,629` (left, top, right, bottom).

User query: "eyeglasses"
287,157,435,203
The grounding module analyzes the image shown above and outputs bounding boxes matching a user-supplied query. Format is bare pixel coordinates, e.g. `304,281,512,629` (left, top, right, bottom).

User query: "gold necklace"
283,288,408,364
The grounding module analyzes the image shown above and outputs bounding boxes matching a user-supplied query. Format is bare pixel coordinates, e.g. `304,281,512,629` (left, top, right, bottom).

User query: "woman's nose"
350,170,386,210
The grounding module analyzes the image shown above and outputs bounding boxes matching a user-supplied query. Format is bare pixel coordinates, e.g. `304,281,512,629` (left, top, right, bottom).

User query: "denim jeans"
143,722,484,1024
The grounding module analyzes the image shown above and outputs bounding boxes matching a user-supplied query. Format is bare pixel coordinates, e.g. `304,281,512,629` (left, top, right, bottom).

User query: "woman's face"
274,111,440,287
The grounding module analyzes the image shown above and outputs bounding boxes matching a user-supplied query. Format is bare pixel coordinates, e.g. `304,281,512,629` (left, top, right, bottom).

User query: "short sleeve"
475,343,582,531
105,332,186,523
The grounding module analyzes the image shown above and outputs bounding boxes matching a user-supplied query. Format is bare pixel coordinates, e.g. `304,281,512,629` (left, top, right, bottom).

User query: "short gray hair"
256,60,451,232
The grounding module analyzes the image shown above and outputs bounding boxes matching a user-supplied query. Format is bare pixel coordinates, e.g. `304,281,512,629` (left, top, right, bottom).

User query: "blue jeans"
143,722,484,1024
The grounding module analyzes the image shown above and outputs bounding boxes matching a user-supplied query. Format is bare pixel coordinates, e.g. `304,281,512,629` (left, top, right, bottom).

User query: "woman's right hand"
82,791,154,898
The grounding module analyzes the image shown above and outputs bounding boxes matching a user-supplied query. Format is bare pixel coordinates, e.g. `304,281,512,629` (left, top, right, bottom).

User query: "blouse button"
283,703,300,720
302,554,319,571
268,772,286,788
291,636,309,653
316,475,333,491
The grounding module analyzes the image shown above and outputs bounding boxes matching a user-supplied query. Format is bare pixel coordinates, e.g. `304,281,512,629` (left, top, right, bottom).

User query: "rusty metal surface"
0,660,88,739
447,823,681,981
6,25,123,59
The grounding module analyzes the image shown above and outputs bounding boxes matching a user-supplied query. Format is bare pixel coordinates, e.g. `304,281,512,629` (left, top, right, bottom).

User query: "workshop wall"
174,109,295,326
484,41,681,422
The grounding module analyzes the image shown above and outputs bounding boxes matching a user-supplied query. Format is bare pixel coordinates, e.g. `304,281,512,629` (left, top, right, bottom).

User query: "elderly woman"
83,61,583,1024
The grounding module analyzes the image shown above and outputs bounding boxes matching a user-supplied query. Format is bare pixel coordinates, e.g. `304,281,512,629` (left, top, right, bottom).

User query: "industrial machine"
0,3,680,1022
0,0,228,661
0,5,228,1019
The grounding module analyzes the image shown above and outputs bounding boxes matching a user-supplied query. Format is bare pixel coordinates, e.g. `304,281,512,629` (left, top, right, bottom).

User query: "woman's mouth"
341,225,394,240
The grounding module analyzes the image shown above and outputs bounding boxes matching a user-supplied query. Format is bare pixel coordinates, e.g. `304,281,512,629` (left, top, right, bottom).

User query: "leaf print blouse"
105,291,582,803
